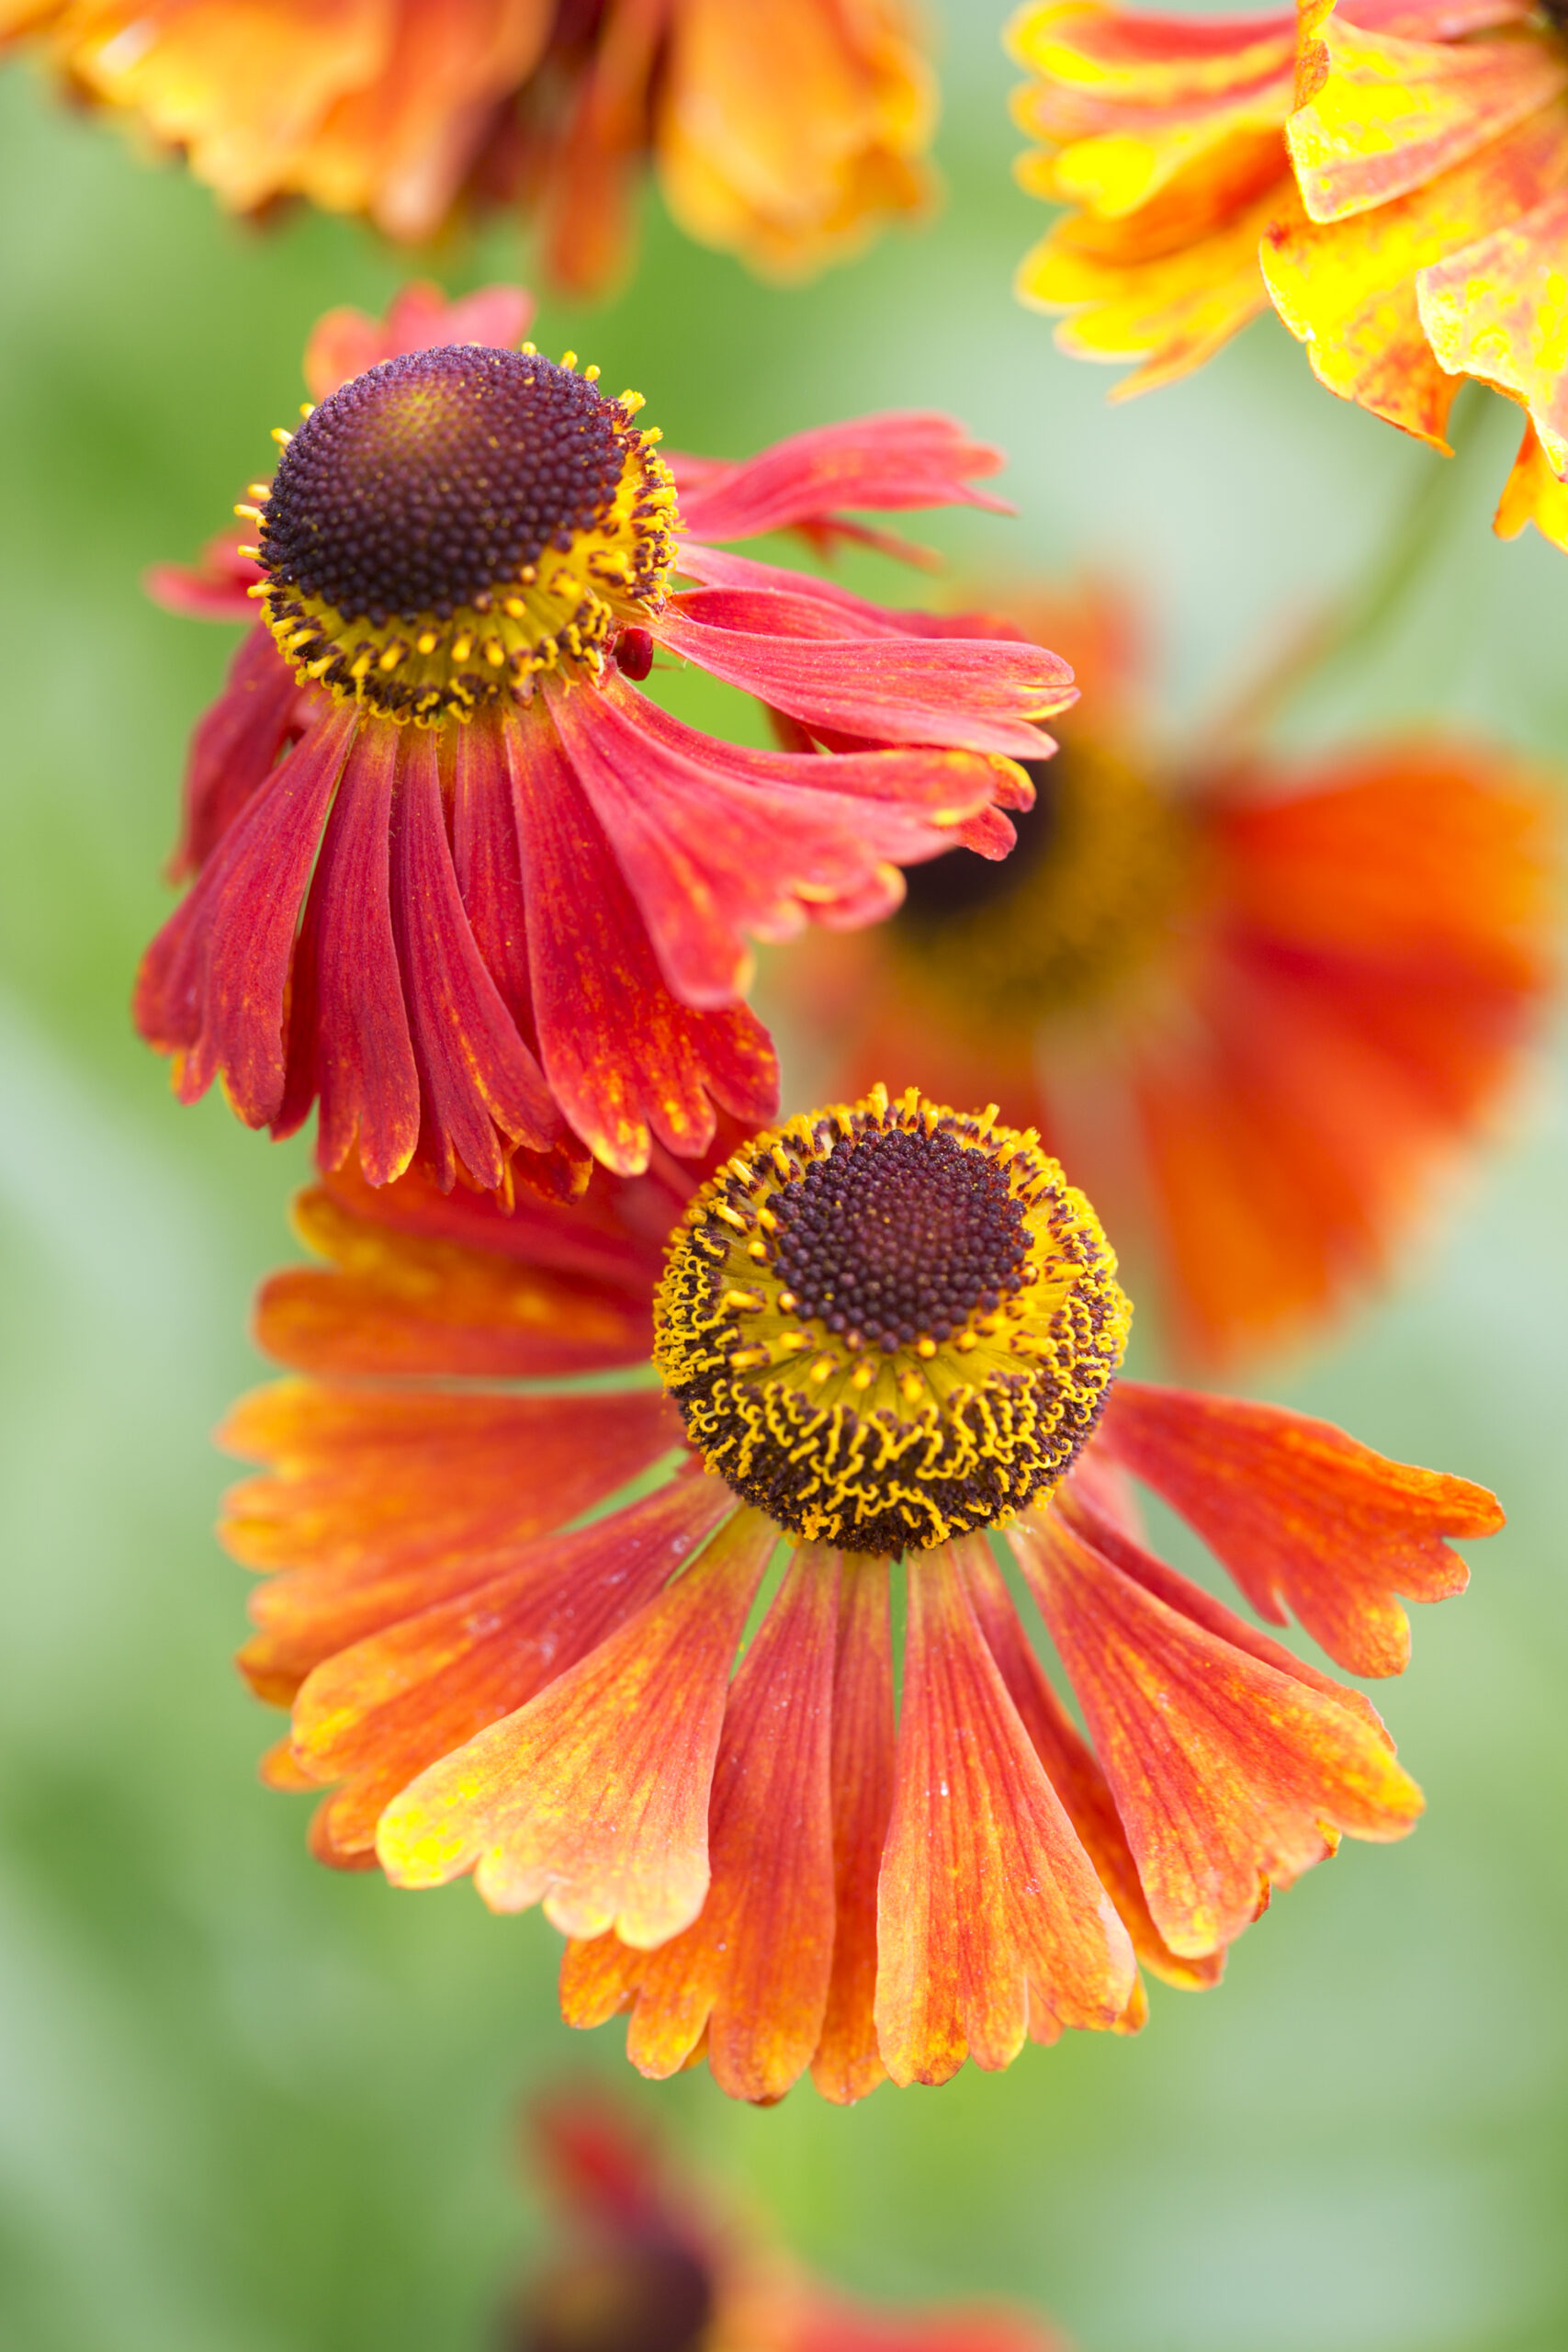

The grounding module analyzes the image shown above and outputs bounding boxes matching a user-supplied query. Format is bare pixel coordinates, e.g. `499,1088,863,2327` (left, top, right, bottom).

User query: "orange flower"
2,0,934,288
228,1083,1500,2099
1008,0,1568,550
506,2089,1070,2352
780,581,1560,1366
138,285,1066,1196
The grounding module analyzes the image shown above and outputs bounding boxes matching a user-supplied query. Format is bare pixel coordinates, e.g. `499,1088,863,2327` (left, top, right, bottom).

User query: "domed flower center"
654,1085,1131,1556
894,740,1193,1023
252,345,677,722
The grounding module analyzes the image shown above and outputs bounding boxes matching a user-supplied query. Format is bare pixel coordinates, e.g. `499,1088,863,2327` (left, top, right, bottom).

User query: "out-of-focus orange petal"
254,1184,651,1379
655,0,936,282
1099,1381,1502,1676
303,279,536,401
811,1555,896,2105
558,1546,840,2102
959,1534,1224,1992
1016,1504,1424,1957
1288,11,1565,223
375,1504,768,1943
282,1476,733,1866
874,1539,1136,2087
1419,180,1568,473
1262,103,1568,445
1495,417,1568,550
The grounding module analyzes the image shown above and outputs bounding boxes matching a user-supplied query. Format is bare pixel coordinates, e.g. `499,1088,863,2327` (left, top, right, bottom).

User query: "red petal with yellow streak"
275,720,421,1184
133,704,355,1125
288,1475,733,1866
874,1539,1136,2086
1098,1381,1503,1675
505,706,778,1177
375,1505,769,1943
960,1532,1224,1991
813,1555,897,2104
1016,1502,1424,1955
554,1545,840,2101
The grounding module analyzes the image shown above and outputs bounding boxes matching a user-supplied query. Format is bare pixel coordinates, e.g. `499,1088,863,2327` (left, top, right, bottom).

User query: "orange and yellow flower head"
1008,0,1568,549
137,286,1071,1198
2,0,936,289
781,578,1561,1365
228,1084,1501,2101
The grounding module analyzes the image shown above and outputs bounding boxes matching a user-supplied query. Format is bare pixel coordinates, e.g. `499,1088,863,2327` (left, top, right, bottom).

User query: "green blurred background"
3,8,1567,2348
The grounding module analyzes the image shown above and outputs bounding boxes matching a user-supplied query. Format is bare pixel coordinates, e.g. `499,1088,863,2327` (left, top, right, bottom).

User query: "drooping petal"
1015,1502,1425,1957
652,605,1074,758
376,1504,770,1944
253,1182,653,1381
1418,181,1568,474
1495,417,1568,551
451,708,537,1047
1098,1381,1503,1675
671,413,1009,544
133,703,355,1126
169,626,309,877
388,723,561,1190
549,671,1021,1005
504,703,778,1174
1261,105,1568,446
276,720,421,1183
555,1544,840,2101
144,530,265,624
874,1539,1136,2086
813,1554,897,2104
221,1382,680,1696
288,1474,733,1866
958,1533,1223,1991
1287,14,1565,224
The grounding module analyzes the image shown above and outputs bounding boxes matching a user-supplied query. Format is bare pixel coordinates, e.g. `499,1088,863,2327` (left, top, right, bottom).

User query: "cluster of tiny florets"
771,1125,1029,1349
260,347,626,626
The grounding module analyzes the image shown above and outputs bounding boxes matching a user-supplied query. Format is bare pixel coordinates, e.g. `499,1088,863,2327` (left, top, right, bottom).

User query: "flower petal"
1098,1381,1503,1675
652,605,1074,758
874,1538,1136,2086
1015,1502,1425,1956
133,703,355,1126
289,1475,731,1865
504,703,777,1175
253,1182,653,1381
304,279,536,400
1495,416,1568,550
812,1554,896,2104
555,1544,840,2100
276,720,421,1183
1418,179,1568,472
375,1504,770,1944
1287,14,1565,224
959,1532,1223,1991
169,626,308,878
671,414,1009,545
389,724,560,1190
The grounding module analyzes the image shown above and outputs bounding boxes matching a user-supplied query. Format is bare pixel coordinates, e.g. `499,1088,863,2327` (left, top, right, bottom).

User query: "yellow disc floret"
245,344,677,724
654,1085,1132,1555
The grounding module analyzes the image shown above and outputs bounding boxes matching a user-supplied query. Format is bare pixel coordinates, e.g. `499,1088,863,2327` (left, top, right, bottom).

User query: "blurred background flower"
3,4,1568,2349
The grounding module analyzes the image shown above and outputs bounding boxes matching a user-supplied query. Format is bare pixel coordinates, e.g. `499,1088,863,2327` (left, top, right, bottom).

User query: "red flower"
778,578,1561,1363
505,2089,1070,2352
135,285,1071,1196
227,1084,1501,2100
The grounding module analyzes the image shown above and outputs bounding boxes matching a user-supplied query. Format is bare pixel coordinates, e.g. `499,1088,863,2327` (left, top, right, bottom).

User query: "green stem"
1209,384,1489,751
